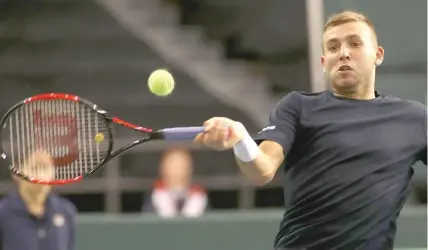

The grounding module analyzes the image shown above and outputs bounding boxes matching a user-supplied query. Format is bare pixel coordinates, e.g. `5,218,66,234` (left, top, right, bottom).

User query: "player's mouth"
337,65,353,72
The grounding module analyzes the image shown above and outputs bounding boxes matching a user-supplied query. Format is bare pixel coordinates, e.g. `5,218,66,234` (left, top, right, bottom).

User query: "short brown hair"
324,11,377,39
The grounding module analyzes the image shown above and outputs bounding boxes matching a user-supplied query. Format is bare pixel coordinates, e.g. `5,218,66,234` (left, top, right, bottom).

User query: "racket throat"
149,131,165,140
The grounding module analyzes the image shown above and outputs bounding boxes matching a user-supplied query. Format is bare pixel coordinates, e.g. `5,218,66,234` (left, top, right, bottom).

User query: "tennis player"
0,151,77,250
195,11,427,250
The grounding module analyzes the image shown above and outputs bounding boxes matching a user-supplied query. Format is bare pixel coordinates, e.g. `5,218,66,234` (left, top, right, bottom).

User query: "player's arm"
196,92,301,186
235,140,284,186
233,92,302,186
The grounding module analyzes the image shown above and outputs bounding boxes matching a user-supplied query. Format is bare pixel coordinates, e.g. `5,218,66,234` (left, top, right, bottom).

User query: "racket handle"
160,126,205,141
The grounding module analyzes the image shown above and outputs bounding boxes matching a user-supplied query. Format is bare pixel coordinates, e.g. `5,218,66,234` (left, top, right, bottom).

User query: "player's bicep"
259,140,285,173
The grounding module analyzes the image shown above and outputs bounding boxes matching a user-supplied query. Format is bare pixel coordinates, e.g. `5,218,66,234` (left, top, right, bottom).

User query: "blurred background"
0,0,426,249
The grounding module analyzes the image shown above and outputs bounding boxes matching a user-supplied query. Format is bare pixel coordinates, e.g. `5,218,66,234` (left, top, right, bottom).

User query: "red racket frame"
0,93,159,185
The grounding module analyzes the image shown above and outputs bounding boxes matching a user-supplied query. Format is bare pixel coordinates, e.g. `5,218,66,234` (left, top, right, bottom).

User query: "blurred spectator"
142,147,208,218
0,151,77,250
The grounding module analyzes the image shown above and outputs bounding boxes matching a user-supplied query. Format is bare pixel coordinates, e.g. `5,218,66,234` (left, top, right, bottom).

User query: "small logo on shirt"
258,125,276,134
53,213,65,227
38,228,46,238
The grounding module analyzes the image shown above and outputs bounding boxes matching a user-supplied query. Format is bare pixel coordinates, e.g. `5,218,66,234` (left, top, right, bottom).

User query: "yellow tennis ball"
94,133,104,142
147,69,175,96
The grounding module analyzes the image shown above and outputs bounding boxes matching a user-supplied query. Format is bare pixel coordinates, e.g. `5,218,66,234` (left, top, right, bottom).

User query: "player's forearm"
235,153,276,186
233,134,276,186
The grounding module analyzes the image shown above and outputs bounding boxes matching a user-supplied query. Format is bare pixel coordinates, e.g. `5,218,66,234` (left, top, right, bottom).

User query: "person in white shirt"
142,147,208,218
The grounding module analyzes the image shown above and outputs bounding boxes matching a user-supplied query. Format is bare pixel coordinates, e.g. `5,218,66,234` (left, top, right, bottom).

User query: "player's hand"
195,117,246,151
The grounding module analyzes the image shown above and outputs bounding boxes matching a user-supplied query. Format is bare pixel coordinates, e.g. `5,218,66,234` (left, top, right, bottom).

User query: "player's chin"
332,78,358,90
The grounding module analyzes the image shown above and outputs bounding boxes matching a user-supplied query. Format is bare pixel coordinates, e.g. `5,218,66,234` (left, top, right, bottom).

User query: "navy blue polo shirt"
0,191,76,250
254,91,427,250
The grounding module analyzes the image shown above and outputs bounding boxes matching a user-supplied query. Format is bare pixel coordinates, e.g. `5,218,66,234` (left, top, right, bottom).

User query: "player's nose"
339,47,351,61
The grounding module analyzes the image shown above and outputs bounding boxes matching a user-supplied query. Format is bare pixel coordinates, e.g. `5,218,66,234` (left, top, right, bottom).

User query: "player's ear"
374,46,384,66
321,56,326,73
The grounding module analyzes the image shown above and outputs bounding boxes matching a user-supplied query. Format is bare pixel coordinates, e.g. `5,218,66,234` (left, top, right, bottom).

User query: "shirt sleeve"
253,91,302,156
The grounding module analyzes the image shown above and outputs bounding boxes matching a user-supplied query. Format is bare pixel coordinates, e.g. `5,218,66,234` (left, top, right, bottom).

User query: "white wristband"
233,133,260,162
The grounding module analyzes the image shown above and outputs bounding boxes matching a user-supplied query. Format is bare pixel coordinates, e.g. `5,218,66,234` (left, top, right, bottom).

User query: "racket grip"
160,126,205,141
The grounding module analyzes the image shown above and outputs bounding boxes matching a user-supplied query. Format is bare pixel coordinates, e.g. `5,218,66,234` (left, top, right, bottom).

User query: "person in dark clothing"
195,10,427,250
0,151,77,250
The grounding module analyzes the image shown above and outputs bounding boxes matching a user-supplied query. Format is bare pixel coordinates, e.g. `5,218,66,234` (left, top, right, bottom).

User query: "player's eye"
328,45,338,52
350,42,361,47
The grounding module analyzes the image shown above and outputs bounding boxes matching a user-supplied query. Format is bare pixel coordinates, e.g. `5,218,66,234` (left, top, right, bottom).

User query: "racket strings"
4,100,110,181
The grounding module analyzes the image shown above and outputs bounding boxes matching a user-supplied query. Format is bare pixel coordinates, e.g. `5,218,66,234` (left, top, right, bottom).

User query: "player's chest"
298,111,423,155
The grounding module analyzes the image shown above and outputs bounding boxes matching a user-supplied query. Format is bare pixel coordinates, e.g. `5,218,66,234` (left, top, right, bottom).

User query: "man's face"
18,151,54,194
161,151,192,188
321,21,384,93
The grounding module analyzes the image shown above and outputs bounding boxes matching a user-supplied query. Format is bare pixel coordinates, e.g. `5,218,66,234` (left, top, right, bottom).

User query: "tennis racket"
0,93,204,185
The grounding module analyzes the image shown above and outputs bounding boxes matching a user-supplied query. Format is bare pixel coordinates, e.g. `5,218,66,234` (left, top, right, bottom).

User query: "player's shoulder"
277,91,326,107
280,90,325,100
378,93,426,123
400,98,426,109
380,92,426,110
401,99,426,112
401,99,426,119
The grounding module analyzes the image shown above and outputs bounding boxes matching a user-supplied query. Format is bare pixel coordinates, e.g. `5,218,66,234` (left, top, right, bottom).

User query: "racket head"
0,93,114,185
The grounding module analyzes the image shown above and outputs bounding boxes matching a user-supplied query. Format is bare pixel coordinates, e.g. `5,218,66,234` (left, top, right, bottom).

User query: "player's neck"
332,84,375,100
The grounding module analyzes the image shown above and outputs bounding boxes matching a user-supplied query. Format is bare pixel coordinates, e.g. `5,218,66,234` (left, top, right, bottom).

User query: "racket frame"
0,93,165,185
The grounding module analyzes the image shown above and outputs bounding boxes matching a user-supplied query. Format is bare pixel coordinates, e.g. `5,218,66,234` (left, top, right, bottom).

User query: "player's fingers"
212,122,229,145
202,131,214,147
201,117,235,149
220,123,230,141
203,122,213,132
203,119,217,138
194,133,204,144
203,117,220,131
210,121,222,141
224,125,231,141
